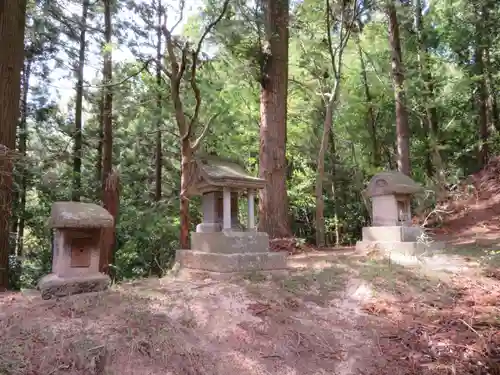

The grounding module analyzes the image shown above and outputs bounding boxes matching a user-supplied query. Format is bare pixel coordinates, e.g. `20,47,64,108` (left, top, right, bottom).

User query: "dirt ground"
1,242,499,375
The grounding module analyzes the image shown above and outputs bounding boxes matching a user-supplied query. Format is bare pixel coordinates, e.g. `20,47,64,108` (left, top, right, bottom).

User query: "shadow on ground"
0,272,394,375
1,248,499,375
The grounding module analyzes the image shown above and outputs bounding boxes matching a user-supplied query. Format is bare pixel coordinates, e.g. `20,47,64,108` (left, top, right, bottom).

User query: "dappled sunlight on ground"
1,245,499,374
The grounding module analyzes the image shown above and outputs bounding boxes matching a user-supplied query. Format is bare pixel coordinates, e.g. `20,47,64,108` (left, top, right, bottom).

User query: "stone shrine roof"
49,202,114,229
365,171,423,198
188,156,265,195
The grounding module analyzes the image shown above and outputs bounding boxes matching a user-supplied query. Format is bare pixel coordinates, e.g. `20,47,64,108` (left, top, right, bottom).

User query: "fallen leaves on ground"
361,271,500,374
269,237,316,255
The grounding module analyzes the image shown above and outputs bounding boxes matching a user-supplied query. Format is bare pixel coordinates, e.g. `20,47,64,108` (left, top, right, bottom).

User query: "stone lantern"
175,156,287,273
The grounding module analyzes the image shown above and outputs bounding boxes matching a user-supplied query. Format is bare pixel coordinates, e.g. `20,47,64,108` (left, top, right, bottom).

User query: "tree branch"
193,0,231,67
187,51,201,140
169,0,185,33
186,0,231,139
86,59,154,89
191,112,219,152
159,60,172,78
178,43,188,81
162,17,179,77
325,0,337,75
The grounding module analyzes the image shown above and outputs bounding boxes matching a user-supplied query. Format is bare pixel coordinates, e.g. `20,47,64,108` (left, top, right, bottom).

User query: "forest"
1,0,499,291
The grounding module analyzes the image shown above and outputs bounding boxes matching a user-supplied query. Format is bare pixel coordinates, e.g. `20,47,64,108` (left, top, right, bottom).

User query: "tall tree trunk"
100,0,117,275
329,119,340,247
473,11,489,166
72,0,89,202
161,0,229,249
356,38,378,167
96,91,104,186
15,57,31,257
475,46,489,166
179,140,191,249
259,0,291,238
386,1,411,176
0,0,27,291
484,47,499,132
155,0,162,203
315,98,333,247
315,82,339,247
415,0,442,180
11,56,32,255
152,0,163,277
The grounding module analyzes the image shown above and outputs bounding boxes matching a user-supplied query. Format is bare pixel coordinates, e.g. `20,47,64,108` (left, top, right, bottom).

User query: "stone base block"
175,250,287,273
356,240,445,257
362,226,423,242
172,267,289,281
190,231,269,254
38,273,110,300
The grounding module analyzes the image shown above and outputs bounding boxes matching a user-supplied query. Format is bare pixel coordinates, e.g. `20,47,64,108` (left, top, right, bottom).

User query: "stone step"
190,231,270,254
176,250,287,273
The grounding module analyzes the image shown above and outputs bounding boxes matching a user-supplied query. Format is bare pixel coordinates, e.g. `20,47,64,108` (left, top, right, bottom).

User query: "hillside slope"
434,157,500,247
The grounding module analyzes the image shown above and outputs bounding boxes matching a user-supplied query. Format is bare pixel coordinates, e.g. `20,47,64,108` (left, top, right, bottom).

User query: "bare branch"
193,0,231,67
162,17,179,77
192,112,219,152
325,0,337,75
187,51,202,140
89,59,154,89
159,60,172,78
335,3,345,77
178,43,188,80
186,0,230,139
341,1,360,48
169,0,186,33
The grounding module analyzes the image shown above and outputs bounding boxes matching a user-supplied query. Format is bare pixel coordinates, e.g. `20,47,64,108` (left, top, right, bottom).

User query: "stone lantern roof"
48,202,114,229
365,171,423,198
188,156,265,196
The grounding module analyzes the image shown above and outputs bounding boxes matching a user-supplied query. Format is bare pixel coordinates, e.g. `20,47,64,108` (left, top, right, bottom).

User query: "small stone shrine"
356,171,442,256
38,202,113,299
175,156,287,273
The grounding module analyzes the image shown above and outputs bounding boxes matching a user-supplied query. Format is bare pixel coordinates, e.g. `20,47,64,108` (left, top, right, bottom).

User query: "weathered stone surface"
49,202,114,229
38,273,110,300
174,267,289,281
362,226,423,242
356,240,444,257
364,171,423,198
187,156,266,196
175,250,287,273
190,231,269,254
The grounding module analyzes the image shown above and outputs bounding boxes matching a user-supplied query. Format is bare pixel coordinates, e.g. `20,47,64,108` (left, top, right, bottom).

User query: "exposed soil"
433,157,500,249
1,246,499,375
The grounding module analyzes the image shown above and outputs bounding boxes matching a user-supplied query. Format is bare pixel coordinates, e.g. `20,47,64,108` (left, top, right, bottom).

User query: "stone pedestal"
356,226,444,256
38,273,110,300
177,231,287,273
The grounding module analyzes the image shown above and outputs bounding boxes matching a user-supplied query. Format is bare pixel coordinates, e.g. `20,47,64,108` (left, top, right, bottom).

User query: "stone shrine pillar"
247,189,255,230
223,187,231,230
